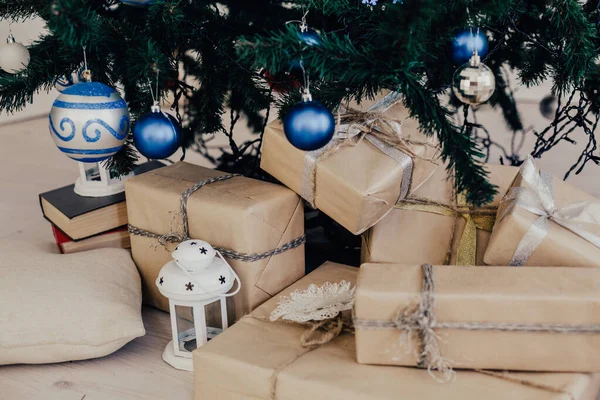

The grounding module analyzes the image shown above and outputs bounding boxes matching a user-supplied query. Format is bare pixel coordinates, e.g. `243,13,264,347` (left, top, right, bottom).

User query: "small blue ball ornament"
49,80,130,162
283,91,335,151
452,29,488,64
119,0,155,6
133,104,182,159
298,28,321,46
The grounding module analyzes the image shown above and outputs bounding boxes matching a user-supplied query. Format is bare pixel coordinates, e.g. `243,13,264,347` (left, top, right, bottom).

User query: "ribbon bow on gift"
499,156,600,266
269,280,356,347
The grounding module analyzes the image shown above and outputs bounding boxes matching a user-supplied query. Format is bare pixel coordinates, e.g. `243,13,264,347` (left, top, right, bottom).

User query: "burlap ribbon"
353,263,600,384
498,156,600,266
394,196,497,266
301,91,431,208
128,174,306,262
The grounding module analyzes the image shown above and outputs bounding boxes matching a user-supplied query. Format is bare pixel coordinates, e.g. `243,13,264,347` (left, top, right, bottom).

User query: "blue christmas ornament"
49,81,130,162
452,29,488,64
119,0,155,6
298,28,321,46
283,90,335,151
133,104,182,159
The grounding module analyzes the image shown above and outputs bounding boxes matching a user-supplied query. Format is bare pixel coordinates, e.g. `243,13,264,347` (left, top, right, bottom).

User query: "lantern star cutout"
200,247,208,254
219,275,226,285
185,282,194,291
159,277,164,285
190,242,197,246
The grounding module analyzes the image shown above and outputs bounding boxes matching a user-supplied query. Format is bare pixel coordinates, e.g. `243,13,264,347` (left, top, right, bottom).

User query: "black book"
40,161,165,241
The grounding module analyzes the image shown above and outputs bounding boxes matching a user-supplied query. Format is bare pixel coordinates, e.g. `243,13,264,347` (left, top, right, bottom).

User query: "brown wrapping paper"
355,263,600,372
260,100,441,235
194,262,600,400
362,164,519,265
484,164,600,267
125,162,305,320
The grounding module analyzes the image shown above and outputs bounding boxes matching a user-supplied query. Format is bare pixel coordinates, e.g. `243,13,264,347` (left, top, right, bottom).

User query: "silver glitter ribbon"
300,91,413,208
497,156,600,266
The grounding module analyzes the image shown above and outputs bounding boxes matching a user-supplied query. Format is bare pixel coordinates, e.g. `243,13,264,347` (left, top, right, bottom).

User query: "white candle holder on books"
74,162,132,197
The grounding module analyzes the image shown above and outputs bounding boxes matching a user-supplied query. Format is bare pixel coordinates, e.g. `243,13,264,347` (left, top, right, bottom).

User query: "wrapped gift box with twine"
261,92,441,235
125,162,305,321
355,263,600,373
193,261,600,400
484,157,600,267
362,164,519,266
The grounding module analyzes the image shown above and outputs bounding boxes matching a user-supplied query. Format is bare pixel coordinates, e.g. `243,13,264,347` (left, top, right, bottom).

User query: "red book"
51,225,130,254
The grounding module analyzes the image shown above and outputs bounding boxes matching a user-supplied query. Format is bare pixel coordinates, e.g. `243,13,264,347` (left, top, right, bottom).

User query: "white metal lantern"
156,239,241,371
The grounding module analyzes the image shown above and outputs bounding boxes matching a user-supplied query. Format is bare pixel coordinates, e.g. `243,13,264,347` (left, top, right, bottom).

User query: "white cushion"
0,241,145,364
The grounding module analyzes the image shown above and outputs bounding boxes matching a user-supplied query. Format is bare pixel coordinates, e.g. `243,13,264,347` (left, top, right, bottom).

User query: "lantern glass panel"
174,305,196,353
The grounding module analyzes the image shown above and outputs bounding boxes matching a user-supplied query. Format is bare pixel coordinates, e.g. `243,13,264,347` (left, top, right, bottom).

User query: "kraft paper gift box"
194,261,600,400
484,157,600,267
261,91,441,235
125,161,305,321
354,263,600,372
362,164,519,266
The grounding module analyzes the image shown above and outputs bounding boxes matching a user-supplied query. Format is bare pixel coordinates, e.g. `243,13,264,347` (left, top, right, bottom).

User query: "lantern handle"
175,251,241,298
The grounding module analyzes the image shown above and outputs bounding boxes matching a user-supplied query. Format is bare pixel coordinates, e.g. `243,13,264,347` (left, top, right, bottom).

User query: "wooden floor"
0,309,193,400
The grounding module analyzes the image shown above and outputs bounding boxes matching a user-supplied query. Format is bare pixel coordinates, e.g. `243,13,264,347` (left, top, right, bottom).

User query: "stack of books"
40,161,164,254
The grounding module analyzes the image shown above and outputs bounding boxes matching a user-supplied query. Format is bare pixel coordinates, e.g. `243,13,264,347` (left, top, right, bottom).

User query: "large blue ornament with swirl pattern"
49,82,130,163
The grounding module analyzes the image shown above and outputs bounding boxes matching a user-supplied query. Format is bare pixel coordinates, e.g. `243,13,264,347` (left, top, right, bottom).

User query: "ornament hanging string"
82,46,87,71
7,2,12,36
285,7,310,32
81,46,91,82
148,66,160,108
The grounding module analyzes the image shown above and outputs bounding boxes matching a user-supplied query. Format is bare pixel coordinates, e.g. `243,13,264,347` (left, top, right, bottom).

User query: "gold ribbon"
498,156,600,266
395,196,497,266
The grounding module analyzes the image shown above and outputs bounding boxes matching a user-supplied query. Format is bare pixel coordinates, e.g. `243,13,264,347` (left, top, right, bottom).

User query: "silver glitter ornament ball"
452,54,496,106
539,95,559,119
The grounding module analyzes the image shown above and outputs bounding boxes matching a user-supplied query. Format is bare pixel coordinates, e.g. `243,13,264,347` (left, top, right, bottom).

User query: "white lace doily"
270,281,355,323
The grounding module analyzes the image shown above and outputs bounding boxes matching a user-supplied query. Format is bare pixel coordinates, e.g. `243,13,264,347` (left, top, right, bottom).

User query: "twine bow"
300,315,354,347
353,264,454,382
498,156,600,266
